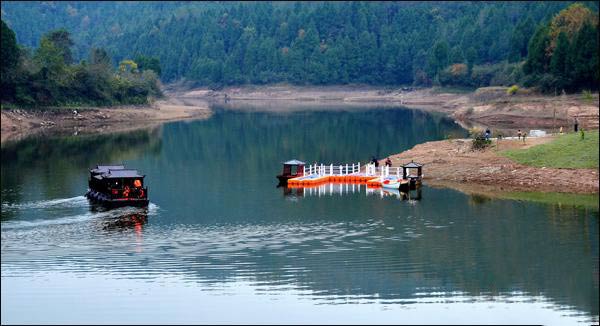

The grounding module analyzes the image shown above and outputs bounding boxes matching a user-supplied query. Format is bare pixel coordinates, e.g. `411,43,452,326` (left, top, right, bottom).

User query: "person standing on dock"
385,157,392,167
371,156,379,168
517,129,522,140
574,117,579,132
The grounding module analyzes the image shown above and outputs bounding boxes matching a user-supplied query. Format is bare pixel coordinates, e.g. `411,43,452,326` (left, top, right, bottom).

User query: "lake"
1,105,598,324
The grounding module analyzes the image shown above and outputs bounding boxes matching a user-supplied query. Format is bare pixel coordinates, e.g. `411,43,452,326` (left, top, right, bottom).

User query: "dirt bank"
173,84,599,134
386,136,598,194
1,98,211,144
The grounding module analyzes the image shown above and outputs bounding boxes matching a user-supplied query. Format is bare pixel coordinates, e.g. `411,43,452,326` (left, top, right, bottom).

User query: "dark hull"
85,189,149,208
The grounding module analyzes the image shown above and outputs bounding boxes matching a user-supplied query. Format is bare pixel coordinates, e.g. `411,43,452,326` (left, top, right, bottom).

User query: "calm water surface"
1,106,598,324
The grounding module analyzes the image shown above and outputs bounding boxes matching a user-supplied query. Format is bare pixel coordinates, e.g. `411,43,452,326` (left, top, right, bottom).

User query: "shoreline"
171,84,599,133
3,84,598,144
0,98,212,144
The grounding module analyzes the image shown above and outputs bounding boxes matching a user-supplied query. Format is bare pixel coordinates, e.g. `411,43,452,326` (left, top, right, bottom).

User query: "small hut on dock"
276,159,305,184
402,161,423,188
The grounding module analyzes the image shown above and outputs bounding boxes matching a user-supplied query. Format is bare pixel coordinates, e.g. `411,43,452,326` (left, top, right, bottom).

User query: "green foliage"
509,17,535,62
135,55,161,76
524,4,599,92
507,85,519,95
581,89,593,101
118,59,138,73
46,29,74,64
524,24,551,75
0,1,578,86
1,2,596,91
502,131,599,168
1,22,161,107
439,61,522,88
1,19,20,102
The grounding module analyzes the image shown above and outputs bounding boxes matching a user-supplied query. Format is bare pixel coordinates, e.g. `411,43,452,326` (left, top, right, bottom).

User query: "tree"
1,19,20,101
567,22,599,90
119,59,138,73
524,24,550,75
549,31,569,87
509,17,534,62
450,46,464,64
91,48,112,66
465,47,477,72
135,55,162,76
46,29,75,64
547,3,598,56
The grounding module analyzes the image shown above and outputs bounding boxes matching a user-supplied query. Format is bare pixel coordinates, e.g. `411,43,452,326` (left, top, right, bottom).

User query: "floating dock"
286,162,423,189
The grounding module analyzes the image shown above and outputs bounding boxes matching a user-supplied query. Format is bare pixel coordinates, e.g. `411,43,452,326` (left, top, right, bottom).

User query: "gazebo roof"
402,161,423,168
283,159,306,165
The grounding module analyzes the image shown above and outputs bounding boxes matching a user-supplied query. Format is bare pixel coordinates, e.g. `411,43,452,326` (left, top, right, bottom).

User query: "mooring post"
358,162,360,173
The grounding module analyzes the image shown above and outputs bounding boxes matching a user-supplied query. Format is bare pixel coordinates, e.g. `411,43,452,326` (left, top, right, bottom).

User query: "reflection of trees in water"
159,108,467,180
469,193,492,205
0,128,162,211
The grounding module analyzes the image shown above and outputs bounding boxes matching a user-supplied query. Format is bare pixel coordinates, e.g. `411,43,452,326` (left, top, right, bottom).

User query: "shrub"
471,132,492,150
507,85,519,95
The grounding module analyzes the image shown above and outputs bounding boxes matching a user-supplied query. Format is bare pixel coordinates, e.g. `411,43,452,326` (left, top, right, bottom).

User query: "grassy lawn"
502,130,599,169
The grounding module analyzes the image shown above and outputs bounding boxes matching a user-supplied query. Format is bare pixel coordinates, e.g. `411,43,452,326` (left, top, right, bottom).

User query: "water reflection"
282,183,423,201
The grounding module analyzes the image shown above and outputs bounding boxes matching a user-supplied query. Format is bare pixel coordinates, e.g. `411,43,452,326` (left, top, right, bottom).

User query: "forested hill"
1,1,598,90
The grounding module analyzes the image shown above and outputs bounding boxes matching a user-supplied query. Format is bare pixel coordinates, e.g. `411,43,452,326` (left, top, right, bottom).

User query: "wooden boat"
85,164,149,208
276,159,305,184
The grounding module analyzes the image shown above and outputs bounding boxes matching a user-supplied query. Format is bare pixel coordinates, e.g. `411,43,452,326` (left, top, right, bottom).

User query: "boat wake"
1,196,88,211
1,197,159,230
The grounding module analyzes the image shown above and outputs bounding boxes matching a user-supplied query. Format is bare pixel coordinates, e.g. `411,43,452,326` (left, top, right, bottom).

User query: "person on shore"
385,157,392,167
559,126,563,134
522,131,527,143
485,128,491,140
574,118,579,132
517,129,522,140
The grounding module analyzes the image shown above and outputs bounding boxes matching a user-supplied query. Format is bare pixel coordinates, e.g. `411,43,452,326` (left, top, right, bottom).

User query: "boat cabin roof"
97,169,144,179
91,164,125,173
283,159,305,166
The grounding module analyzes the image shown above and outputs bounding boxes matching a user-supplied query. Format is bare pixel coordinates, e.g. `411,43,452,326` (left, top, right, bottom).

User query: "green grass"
502,131,599,169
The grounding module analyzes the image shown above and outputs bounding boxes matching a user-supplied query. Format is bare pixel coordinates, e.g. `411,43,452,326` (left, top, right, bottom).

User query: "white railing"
303,162,362,176
302,163,406,178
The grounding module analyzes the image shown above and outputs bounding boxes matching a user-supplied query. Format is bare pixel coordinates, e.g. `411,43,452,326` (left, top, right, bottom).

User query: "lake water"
1,106,598,324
